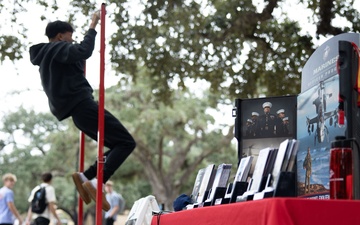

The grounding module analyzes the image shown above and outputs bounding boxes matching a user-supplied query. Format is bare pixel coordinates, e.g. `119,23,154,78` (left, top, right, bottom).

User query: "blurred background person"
104,181,125,225
25,172,61,225
0,173,22,225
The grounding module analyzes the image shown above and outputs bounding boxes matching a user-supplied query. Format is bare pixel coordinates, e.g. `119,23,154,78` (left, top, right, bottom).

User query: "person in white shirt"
25,173,61,225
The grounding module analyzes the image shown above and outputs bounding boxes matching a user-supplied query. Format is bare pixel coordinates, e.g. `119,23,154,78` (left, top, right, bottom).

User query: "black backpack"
31,186,47,214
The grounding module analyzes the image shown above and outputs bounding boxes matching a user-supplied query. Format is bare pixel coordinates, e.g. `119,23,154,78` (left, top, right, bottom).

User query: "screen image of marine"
243,102,292,139
240,96,296,140
236,96,297,170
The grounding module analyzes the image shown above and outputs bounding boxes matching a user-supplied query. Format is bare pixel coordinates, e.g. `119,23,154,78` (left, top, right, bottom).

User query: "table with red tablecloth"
151,198,360,225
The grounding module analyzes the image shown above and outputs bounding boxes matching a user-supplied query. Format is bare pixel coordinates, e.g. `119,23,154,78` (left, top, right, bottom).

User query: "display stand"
227,181,248,203
273,171,296,197
236,171,296,202
258,175,270,193
253,188,274,200
201,190,209,203
189,190,210,209
203,187,227,206
193,181,250,207
218,183,233,204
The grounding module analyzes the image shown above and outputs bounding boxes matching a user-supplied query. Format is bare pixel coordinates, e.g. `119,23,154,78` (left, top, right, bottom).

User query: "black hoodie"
29,29,97,121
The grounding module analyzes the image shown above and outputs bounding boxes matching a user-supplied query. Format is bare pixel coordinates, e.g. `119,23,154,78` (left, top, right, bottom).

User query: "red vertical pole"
96,3,106,225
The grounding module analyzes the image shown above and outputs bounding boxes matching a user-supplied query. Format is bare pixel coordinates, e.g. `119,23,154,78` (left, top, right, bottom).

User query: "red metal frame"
95,3,107,225
77,131,85,225
77,4,106,225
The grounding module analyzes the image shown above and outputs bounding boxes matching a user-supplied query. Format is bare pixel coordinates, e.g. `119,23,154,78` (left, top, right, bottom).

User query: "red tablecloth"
151,198,360,225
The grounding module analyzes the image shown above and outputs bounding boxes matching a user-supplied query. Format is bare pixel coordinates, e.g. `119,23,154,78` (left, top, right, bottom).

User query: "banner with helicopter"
296,33,360,198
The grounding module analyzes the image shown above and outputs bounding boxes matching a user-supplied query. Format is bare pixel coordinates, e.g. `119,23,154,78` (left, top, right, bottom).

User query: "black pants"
34,217,50,225
71,99,136,183
105,218,115,225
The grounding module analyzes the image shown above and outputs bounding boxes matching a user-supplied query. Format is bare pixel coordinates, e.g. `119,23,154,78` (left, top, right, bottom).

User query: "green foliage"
94,70,235,208
0,107,97,213
0,107,66,212
0,72,236,211
1,0,360,101
105,0,360,101
0,35,24,61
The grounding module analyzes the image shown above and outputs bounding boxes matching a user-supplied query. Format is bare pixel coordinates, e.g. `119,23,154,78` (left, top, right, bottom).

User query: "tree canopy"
0,70,236,214
101,69,236,208
1,0,360,102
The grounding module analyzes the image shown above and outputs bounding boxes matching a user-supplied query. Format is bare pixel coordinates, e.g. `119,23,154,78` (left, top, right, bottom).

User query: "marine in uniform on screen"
258,102,276,137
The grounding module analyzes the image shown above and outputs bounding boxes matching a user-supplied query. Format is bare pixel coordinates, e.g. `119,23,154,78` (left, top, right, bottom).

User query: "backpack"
31,186,47,214
118,194,125,214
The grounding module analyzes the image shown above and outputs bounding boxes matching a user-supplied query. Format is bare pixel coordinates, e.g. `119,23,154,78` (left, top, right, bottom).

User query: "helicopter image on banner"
304,79,339,145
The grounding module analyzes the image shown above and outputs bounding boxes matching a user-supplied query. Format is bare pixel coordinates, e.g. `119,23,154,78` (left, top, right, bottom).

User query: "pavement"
115,210,130,225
